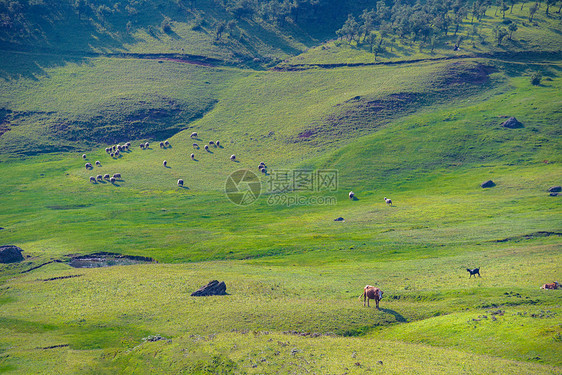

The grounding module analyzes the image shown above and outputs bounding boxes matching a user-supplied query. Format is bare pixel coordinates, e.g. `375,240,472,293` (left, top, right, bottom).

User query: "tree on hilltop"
528,2,538,21
545,0,556,15
359,8,376,42
215,21,226,40
494,25,508,45
508,22,518,39
336,14,359,42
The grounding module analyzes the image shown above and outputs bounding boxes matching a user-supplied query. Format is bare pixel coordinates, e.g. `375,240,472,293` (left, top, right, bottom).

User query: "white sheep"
177,179,184,187
163,160,167,167
384,197,392,206
349,191,354,199
191,132,198,138
230,154,236,160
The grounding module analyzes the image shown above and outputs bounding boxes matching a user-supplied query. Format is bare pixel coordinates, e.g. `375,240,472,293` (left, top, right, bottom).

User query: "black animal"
467,268,481,278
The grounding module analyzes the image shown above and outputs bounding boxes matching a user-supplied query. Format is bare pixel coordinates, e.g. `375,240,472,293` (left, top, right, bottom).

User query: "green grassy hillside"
1,0,561,373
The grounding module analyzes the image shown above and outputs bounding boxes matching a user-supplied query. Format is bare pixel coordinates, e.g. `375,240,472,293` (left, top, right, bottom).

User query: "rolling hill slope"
0,1,561,373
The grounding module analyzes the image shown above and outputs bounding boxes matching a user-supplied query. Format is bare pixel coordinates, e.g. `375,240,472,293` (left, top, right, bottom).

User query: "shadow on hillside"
0,7,139,79
380,308,407,323
164,28,182,40
0,15,140,78
239,19,303,57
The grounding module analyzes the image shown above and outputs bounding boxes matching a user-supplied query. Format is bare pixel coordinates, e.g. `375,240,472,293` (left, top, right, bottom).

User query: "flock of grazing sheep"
84,131,244,188
84,133,395,207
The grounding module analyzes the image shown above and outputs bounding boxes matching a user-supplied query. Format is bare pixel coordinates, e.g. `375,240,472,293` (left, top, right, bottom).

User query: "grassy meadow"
1,1,561,373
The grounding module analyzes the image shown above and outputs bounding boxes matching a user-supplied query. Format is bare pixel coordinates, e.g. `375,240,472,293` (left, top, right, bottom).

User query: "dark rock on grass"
0,245,24,263
142,334,170,343
334,217,345,222
191,280,227,296
550,192,558,197
547,186,561,192
481,180,496,188
501,117,523,129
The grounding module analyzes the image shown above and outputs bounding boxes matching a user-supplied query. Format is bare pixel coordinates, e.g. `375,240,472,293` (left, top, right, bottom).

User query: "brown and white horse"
541,281,559,290
360,285,384,309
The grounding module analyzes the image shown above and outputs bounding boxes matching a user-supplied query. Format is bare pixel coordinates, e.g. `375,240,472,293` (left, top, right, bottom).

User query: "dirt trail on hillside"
0,45,232,68
271,50,562,71
1,45,560,72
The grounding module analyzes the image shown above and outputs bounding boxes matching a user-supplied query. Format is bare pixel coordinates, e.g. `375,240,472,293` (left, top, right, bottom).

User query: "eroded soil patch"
68,252,156,268
41,274,83,282
495,231,562,242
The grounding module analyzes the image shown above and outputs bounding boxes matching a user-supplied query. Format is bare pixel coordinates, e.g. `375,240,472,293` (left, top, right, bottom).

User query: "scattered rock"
334,217,345,222
142,334,169,343
501,117,523,129
0,245,24,263
547,186,561,192
481,180,496,188
191,280,227,296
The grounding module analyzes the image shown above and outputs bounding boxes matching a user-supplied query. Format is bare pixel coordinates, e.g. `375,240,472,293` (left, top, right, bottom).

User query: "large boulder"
501,117,523,129
0,245,24,263
547,186,561,192
481,180,496,188
191,280,227,296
